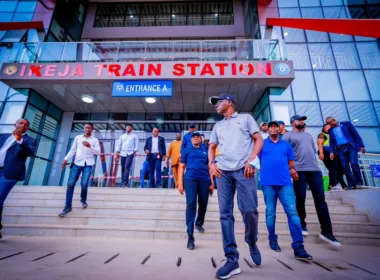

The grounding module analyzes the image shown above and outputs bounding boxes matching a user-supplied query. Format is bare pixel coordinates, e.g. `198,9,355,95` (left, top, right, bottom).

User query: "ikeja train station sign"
0,61,294,82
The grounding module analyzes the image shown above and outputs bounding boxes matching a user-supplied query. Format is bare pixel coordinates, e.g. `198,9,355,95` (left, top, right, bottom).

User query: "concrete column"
47,112,74,186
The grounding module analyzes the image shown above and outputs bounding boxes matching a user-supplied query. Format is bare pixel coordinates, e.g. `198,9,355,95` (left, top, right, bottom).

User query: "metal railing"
0,39,287,64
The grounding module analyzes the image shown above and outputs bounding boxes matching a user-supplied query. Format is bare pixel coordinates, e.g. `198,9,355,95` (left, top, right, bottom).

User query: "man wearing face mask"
283,115,341,247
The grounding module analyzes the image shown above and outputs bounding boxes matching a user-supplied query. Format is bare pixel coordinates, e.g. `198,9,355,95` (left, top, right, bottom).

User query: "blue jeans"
0,169,17,231
336,144,363,188
262,185,303,249
184,179,210,236
216,168,258,262
148,154,162,188
65,164,93,209
140,161,149,187
121,154,134,186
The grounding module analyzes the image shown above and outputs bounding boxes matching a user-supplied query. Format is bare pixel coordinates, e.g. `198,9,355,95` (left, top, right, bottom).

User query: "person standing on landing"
166,133,182,188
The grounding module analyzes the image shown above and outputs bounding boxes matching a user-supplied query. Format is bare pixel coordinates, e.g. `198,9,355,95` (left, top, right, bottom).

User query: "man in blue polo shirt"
181,123,196,152
259,121,312,260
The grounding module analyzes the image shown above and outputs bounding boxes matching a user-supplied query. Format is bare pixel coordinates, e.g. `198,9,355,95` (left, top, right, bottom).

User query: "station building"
0,0,379,187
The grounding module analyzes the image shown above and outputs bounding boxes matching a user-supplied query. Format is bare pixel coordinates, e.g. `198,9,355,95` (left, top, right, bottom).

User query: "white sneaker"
302,230,309,236
319,233,342,247
331,186,343,191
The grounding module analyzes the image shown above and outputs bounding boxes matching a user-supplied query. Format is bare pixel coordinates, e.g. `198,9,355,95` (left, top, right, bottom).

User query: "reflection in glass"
364,70,380,101
314,71,344,101
356,128,380,153
42,116,59,139
356,42,380,69
36,136,56,160
28,158,50,186
339,70,370,101
332,43,361,69
347,102,379,126
286,44,311,69
295,102,322,125
320,102,349,122
283,28,306,42
24,106,43,132
292,71,318,101
270,102,295,125
6,88,28,102
308,44,336,69
0,102,26,124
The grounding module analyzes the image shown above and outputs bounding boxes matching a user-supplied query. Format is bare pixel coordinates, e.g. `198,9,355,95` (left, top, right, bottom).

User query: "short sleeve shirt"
209,112,260,171
181,145,209,180
259,138,294,186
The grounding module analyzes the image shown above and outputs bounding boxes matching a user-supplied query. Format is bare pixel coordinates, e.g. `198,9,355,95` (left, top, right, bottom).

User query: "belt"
337,143,349,149
153,153,160,155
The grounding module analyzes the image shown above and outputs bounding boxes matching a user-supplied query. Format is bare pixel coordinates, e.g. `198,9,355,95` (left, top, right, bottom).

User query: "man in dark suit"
144,127,166,188
326,116,365,189
0,118,37,239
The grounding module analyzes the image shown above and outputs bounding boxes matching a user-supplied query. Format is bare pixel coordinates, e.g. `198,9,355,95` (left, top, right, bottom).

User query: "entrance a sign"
112,80,172,97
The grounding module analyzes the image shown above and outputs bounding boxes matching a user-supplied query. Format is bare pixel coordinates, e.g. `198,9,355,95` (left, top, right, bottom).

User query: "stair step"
3,205,368,222
3,213,379,234
3,224,380,246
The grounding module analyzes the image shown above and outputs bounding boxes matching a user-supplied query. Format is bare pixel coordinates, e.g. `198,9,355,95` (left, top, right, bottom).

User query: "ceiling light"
82,95,94,103
130,15,134,18
284,32,288,37
145,97,156,104
214,13,218,16
312,64,317,68
353,119,359,122
172,14,175,17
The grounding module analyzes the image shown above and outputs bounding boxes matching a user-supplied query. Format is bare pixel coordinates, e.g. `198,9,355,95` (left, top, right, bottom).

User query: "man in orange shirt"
167,133,182,188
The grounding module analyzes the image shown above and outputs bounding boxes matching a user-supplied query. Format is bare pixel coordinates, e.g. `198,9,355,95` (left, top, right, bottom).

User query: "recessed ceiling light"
172,14,175,17
214,13,218,16
145,97,156,104
284,32,288,36
353,119,359,122
130,15,134,18
82,95,94,103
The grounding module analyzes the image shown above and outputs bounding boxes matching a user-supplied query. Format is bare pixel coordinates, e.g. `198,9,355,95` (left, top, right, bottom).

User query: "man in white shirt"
115,123,139,187
260,122,269,140
59,123,100,217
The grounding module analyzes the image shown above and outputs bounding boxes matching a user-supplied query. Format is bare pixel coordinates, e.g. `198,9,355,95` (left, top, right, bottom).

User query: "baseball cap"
188,123,196,129
259,122,268,127
210,93,236,105
191,132,202,138
290,115,307,123
268,121,279,127
277,120,285,126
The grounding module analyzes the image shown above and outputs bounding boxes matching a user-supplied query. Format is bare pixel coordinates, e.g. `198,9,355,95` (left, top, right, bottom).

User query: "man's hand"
244,162,255,178
162,156,166,161
114,155,119,163
178,185,185,195
360,147,366,154
13,128,23,142
209,184,215,196
82,141,91,148
62,160,68,169
145,149,150,155
209,163,222,178
319,153,324,161
290,168,299,181
330,153,335,160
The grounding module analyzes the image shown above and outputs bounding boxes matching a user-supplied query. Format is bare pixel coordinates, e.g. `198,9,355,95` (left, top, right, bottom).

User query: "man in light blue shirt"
115,123,139,187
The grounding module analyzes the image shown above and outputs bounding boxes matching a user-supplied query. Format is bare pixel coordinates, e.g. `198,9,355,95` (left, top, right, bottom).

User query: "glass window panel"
91,112,109,121
323,6,347,18
156,3,171,14
305,30,329,42
0,124,15,133
321,0,342,6
286,44,311,69
124,15,139,27
269,87,293,101
126,4,141,15
356,128,380,153
283,28,306,42
295,102,322,125
0,82,9,101
277,0,299,7
292,71,318,101
369,6,380,19
270,102,295,125
364,70,380,101
346,6,368,19
279,8,301,18
95,15,109,27
219,13,233,25
140,15,156,26
260,26,283,40
0,1,17,12
28,158,50,186
0,12,13,22
332,43,361,69
315,71,344,100
6,88,28,101
0,102,25,124
339,70,370,101
48,103,62,121
156,14,170,26
330,33,353,42
219,1,233,13
172,3,187,14
320,102,349,122
356,42,380,69
108,15,125,27
301,7,324,18
12,13,33,22
187,14,202,25
374,102,380,123
203,13,219,25
188,2,202,13
309,43,336,69
354,36,376,42
16,1,37,13
29,91,47,111
42,115,59,139
299,0,320,6
24,105,43,132
36,136,55,160
171,14,186,26
347,102,378,126
74,113,90,121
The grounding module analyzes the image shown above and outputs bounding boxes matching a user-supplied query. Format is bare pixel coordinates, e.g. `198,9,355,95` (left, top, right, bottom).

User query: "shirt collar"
224,112,238,120
83,134,92,139
267,137,280,144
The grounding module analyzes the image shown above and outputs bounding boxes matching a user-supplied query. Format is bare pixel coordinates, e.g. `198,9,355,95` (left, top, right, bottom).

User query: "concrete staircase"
3,187,380,246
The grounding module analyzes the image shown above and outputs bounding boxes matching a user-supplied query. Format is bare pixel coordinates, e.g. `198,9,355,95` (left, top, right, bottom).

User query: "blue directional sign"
370,165,380,178
112,80,173,97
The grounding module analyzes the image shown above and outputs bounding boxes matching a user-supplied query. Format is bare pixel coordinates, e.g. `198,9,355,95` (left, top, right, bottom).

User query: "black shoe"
269,241,281,252
0,231,2,239
196,225,205,233
245,242,261,265
294,245,313,260
81,202,88,209
187,235,195,250
58,208,72,217
319,233,342,247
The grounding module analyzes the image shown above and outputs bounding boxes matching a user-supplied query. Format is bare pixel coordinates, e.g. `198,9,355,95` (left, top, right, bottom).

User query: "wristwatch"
208,160,216,165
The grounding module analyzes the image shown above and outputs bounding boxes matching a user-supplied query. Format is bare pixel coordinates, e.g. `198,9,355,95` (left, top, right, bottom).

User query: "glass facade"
259,0,380,152
94,1,234,27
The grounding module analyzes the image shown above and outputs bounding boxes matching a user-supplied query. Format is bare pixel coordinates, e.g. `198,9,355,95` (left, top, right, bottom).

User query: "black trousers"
293,171,333,236
322,150,348,188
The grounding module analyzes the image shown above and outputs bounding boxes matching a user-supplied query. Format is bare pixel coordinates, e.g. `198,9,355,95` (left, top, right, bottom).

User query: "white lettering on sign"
125,84,163,92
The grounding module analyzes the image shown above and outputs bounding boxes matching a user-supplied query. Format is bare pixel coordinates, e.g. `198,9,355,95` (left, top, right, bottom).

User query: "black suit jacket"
0,133,37,181
144,136,166,160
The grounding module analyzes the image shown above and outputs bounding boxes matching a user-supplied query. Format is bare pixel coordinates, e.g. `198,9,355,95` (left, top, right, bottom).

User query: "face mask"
296,124,305,130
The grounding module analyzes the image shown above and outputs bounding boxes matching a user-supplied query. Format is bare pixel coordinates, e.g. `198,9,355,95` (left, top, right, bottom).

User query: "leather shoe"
196,225,205,233
187,235,195,250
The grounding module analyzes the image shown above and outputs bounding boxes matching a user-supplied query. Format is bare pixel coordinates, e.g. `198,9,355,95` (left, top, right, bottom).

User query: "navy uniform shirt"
259,137,294,186
181,132,193,152
181,145,210,180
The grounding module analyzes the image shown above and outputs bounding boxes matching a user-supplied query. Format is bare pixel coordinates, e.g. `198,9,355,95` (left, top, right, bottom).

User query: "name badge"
157,154,160,159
